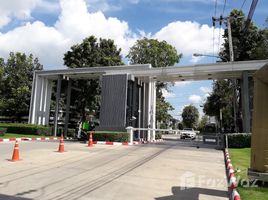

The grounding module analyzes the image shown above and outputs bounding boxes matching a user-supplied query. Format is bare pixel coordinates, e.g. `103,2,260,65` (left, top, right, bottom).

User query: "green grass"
229,148,268,200
1,133,48,139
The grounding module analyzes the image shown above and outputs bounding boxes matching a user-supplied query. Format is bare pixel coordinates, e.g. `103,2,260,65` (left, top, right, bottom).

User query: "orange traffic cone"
11,140,20,161
58,134,65,153
87,131,93,147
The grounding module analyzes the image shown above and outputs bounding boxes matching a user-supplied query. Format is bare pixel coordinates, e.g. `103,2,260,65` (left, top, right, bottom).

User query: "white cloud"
0,0,136,68
36,0,60,13
188,94,202,104
174,81,192,87
200,86,212,100
0,0,223,69
0,21,69,68
154,21,223,62
162,89,176,98
200,86,211,94
0,0,39,28
86,0,121,12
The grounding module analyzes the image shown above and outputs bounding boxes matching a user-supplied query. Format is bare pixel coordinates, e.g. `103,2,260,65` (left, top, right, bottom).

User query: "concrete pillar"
29,72,37,124
241,71,250,133
141,82,146,140
147,81,151,141
251,64,268,173
138,81,142,140
29,74,52,125
126,126,133,144
150,80,156,140
38,77,46,125
33,75,42,124
53,75,62,136
44,79,53,125
64,79,72,137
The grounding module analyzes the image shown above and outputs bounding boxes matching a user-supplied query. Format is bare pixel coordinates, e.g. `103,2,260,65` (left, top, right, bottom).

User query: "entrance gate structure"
29,60,268,142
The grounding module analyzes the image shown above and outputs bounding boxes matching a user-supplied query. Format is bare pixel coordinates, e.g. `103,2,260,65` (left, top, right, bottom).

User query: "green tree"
203,80,235,132
198,115,209,131
219,9,268,61
63,36,123,117
204,10,268,132
156,95,174,123
181,105,199,128
0,52,43,121
127,38,182,123
252,18,268,59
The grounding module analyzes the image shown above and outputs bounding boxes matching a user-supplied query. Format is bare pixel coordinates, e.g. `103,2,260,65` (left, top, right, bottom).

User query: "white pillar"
147,81,152,141
151,80,156,140
38,77,46,125
32,75,42,124
43,79,53,125
126,126,133,144
29,72,37,124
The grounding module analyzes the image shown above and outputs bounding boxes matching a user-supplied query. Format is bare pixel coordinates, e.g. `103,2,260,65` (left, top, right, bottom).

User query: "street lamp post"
193,53,228,62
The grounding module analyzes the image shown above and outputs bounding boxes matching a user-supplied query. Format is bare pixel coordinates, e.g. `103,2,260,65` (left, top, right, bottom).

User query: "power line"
214,0,218,17
212,0,218,61
222,0,227,16
243,0,259,32
240,0,247,10
217,18,223,54
213,24,216,58
217,0,227,55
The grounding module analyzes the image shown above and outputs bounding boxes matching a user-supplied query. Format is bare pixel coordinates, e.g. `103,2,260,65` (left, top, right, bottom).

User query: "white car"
180,128,196,140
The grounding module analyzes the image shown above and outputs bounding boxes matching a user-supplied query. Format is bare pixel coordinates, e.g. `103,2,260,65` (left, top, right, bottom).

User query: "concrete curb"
0,137,59,143
224,149,241,200
0,137,164,146
141,139,164,144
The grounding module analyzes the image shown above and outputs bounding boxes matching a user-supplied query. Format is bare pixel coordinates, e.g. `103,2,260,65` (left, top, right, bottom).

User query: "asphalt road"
0,140,228,200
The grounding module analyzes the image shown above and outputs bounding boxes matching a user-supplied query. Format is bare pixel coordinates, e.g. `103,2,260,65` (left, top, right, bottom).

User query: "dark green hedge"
0,123,52,136
227,133,251,148
155,132,162,140
0,127,7,136
92,131,129,142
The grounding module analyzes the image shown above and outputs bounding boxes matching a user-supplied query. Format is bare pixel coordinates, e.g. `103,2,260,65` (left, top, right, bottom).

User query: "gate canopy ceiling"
36,60,268,82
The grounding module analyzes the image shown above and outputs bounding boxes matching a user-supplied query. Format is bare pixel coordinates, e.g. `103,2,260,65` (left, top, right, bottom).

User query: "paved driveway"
0,140,228,200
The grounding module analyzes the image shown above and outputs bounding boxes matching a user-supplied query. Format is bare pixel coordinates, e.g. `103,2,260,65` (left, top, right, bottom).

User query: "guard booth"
248,64,268,181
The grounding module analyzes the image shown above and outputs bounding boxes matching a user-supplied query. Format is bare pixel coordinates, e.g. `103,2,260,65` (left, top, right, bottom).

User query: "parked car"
180,128,196,140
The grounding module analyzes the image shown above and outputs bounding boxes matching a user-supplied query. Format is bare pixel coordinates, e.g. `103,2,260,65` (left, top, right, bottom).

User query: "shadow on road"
155,186,228,200
0,194,32,200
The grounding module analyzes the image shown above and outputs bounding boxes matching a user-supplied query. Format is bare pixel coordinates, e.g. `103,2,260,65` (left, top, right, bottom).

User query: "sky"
0,0,267,120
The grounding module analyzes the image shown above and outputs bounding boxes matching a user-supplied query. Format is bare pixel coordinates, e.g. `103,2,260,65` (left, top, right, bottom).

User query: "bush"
0,123,52,136
0,127,7,136
92,131,129,142
226,133,251,148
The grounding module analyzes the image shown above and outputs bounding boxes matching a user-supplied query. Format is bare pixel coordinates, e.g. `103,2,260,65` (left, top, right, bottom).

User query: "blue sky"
0,0,267,120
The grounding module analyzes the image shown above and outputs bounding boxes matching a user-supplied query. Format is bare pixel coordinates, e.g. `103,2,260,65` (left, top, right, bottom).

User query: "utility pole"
212,15,242,132
227,17,237,133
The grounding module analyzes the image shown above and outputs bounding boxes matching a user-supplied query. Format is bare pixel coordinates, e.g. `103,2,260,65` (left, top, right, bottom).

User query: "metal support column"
54,75,62,136
138,80,142,140
151,80,156,141
241,71,251,133
147,81,152,141
64,79,72,137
